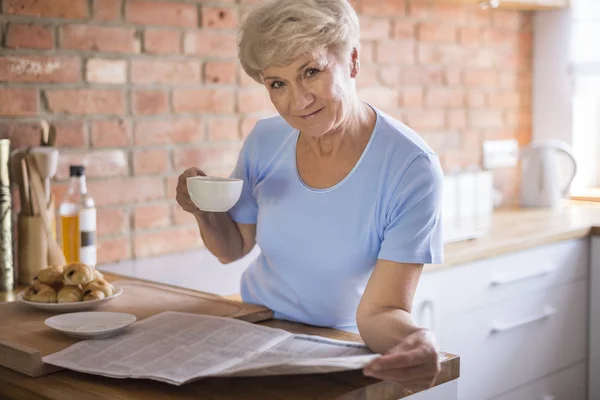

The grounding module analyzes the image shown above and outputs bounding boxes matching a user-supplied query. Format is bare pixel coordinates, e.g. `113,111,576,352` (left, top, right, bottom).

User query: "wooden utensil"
10,149,29,215
30,147,58,204
39,120,49,147
20,158,32,216
47,125,57,147
25,154,66,266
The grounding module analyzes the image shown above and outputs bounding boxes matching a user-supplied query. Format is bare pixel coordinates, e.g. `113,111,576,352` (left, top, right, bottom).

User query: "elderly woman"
176,0,444,390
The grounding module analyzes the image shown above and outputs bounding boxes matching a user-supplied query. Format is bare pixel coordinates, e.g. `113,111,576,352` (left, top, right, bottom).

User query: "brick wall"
0,0,532,264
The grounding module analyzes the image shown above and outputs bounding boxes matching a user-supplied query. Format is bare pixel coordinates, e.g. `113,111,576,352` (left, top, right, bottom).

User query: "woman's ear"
350,48,360,78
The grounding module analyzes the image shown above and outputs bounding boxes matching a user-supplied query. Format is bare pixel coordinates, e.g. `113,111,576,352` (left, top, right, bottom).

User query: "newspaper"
42,311,380,386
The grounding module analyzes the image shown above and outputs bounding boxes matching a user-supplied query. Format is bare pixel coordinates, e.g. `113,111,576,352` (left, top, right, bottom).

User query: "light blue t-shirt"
228,106,444,332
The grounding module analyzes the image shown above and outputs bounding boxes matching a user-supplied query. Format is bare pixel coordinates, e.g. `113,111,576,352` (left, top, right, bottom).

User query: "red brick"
465,7,492,27
469,110,503,129
356,65,379,87
398,87,423,108
166,175,179,196
378,66,400,87
471,48,495,68
93,0,121,21
417,23,457,44
403,110,445,132
134,227,203,258
354,0,405,16
0,88,37,116
126,1,198,27
201,7,238,29
0,56,79,84
429,3,467,24
401,66,443,86
407,1,428,19
131,60,200,85
3,0,87,19
417,44,466,65
239,67,260,87
483,29,519,47
133,203,170,230
60,25,136,53
57,150,128,180
90,177,164,207
173,89,235,114
207,117,239,141
392,19,415,39
86,59,126,84
464,69,498,87
134,119,203,146
133,149,170,175
204,61,236,84
425,88,465,108
97,236,131,264
183,31,237,57
443,67,462,86
374,40,414,64
171,203,194,226
91,120,131,147
132,90,169,116
173,146,239,169
240,116,260,139
236,88,274,114
144,29,181,54
459,27,481,46
0,121,39,147
45,89,125,116
492,11,523,30
488,91,521,108
356,88,399,112
53,121,87,148
97,208,128,236
447,110,467,130
466,91,486,108
359,41,374,64
5,23,53,49
359,17,391,40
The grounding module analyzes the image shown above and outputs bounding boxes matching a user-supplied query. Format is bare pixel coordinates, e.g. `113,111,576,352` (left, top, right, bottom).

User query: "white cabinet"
412,238,590,400
590,236,600,399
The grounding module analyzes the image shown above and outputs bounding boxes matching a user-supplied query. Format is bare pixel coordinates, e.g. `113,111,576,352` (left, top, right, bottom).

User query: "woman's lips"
299,107,324,120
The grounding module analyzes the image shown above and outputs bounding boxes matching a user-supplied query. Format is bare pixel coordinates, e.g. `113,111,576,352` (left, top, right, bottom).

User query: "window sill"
571,188,600,203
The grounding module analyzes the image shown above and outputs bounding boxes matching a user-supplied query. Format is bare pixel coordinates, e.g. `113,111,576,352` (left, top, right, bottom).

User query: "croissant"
82,279,114,298
83,290,105,301
35,265,64,286
63,263,94,285
57,285,83,303
23,282,57,303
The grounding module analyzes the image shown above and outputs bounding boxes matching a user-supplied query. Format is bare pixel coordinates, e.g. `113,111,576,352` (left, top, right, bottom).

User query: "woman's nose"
290,84,315,111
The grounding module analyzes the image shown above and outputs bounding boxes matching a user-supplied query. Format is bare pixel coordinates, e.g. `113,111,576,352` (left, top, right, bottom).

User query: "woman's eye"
305,68,320,77
270,81,285,89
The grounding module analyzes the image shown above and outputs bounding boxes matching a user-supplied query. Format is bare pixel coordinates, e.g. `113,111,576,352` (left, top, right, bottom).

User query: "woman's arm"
175,168,256,264
356,259,424,353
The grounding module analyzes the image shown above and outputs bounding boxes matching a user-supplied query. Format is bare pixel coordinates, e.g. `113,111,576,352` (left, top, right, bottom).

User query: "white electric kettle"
519,139,577,209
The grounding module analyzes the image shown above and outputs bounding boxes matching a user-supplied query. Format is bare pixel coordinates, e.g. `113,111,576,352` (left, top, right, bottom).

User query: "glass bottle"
59,165,97,267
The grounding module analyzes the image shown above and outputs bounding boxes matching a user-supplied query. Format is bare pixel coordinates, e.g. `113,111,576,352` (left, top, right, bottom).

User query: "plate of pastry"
17,263,123,312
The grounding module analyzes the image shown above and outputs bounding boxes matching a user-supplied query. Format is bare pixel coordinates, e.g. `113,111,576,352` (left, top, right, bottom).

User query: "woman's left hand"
363,329,441,391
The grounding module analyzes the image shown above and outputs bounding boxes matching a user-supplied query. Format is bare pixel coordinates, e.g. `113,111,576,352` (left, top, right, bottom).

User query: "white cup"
186,176,243,212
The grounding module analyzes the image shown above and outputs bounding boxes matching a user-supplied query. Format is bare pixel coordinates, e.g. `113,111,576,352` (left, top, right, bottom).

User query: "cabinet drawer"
426,239,588,316
439,279,588,400
491,362,587,400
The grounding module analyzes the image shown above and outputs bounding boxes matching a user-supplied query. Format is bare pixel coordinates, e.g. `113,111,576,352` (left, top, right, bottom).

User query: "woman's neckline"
293,104,381,193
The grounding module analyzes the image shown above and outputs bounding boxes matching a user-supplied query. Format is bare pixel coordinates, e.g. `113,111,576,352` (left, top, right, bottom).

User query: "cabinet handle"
490,267,554,286
490,307,556,334
420,299,436,333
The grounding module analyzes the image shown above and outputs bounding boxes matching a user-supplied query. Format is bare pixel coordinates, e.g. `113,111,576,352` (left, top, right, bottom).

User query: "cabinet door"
590,236,600,400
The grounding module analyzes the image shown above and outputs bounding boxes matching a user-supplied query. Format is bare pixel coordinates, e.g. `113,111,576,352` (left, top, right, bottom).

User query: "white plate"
45,311,136,339
17,286,123,312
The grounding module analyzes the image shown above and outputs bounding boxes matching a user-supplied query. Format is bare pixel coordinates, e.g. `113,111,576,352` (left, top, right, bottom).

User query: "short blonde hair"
238,0,361,84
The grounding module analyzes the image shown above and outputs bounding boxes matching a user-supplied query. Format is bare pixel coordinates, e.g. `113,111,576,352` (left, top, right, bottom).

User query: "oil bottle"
59,165,97,267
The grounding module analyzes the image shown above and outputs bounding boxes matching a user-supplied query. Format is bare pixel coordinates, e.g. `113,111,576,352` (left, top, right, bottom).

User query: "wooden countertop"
429,201,600,272
0,273,459,400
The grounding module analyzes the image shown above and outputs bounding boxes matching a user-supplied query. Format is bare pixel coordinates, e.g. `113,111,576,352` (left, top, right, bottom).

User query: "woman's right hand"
175,167,206,215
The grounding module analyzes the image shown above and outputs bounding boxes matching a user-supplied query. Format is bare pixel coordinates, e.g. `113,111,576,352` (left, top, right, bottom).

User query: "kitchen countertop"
0,273,460,400
98,201,600,295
